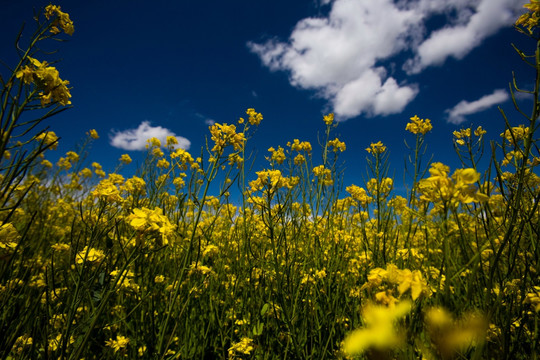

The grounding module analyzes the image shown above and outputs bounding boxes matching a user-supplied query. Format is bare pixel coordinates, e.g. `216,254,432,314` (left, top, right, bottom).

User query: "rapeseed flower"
425,307,487,358
75,246,105,265
328,138,346,152
0,223,20,252
366,141,386,154
228,337,255,357
88,129,99,139
346,185,372,206
44,5,74,35
246,108,263,125
516,0,540,33
406,115,432,135
35,131,59,149
128,206,176,246
119,154,132,164
313,165,333,186
105,335,130,353
342,300,411,356
323,113,334,125
16,57,71,106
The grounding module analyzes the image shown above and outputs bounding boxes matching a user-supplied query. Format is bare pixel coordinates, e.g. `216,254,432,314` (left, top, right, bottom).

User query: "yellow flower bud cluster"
127,206,176,247
346,185,372,206
249,169,299,192
328,138,346,152
418,163,488,205
516,0,540,34
366,141,386,154
246,108,263,126
16,57,71,106
406,115,432,135
312,165,333,186
267,146,286,164
209,123,246,155
44,5,75,35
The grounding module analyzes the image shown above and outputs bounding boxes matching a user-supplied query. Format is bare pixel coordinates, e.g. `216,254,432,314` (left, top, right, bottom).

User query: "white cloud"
195,112,216,126
248,0,525,120
333,68,418,118
446,89,509,125
406,0,524,74
110,121,191,151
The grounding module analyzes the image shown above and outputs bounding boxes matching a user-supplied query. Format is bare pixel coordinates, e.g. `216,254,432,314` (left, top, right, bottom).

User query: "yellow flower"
75,246,105,265
516,0,540,33
425,307,487,358
312,165,333,186
127,207,176,246
35,131,59,149
294,154,306,165
44,5,75,35
16,57,72,106
246,108,263,125
0,223,20,252
323,113,334,125
88,129,99,139
105,335,130,353
342,301,411,356
346,185,372,206
166,135,178,147
366,141,386,154
228,337,254,356
328,138,346,152
119,154,132,164
406,115,433,135
268,146,286,164
92,178,123,202
156,158,170,168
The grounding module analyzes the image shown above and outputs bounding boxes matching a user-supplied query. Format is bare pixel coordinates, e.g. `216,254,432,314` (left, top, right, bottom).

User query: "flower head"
406,115,432,135
44,5,74,35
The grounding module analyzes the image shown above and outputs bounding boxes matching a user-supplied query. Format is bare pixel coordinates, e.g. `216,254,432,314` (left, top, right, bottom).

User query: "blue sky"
1,0,533,194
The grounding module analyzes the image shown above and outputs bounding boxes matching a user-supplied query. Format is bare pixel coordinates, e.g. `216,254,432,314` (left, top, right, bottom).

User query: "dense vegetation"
1,3,539,359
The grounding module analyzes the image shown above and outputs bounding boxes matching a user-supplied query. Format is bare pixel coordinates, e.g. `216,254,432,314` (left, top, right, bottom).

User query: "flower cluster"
406,115,433,135
418,163,487,205
44,5,75,35
16,57,72,106
516,0,540,34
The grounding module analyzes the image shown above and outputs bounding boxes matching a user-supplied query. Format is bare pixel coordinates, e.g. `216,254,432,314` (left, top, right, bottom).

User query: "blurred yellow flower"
105,335,129,353
323,113,334,125
342,301,411,356
88,129,99,139
119,154,132,164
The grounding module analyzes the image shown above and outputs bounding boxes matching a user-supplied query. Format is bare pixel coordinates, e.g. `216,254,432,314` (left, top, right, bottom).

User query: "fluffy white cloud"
249,0,525,120
333,68,418,118
110,121,191,151
446,89,509,125
406,0,524,73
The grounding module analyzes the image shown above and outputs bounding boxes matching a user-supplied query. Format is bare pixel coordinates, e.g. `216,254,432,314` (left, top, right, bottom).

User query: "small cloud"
446,89,509,125
252,90,258,98
109,121,191,151
195,112,216,126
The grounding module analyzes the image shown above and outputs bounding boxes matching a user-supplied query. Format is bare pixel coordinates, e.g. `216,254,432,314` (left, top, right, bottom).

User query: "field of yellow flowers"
1,4,539,360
